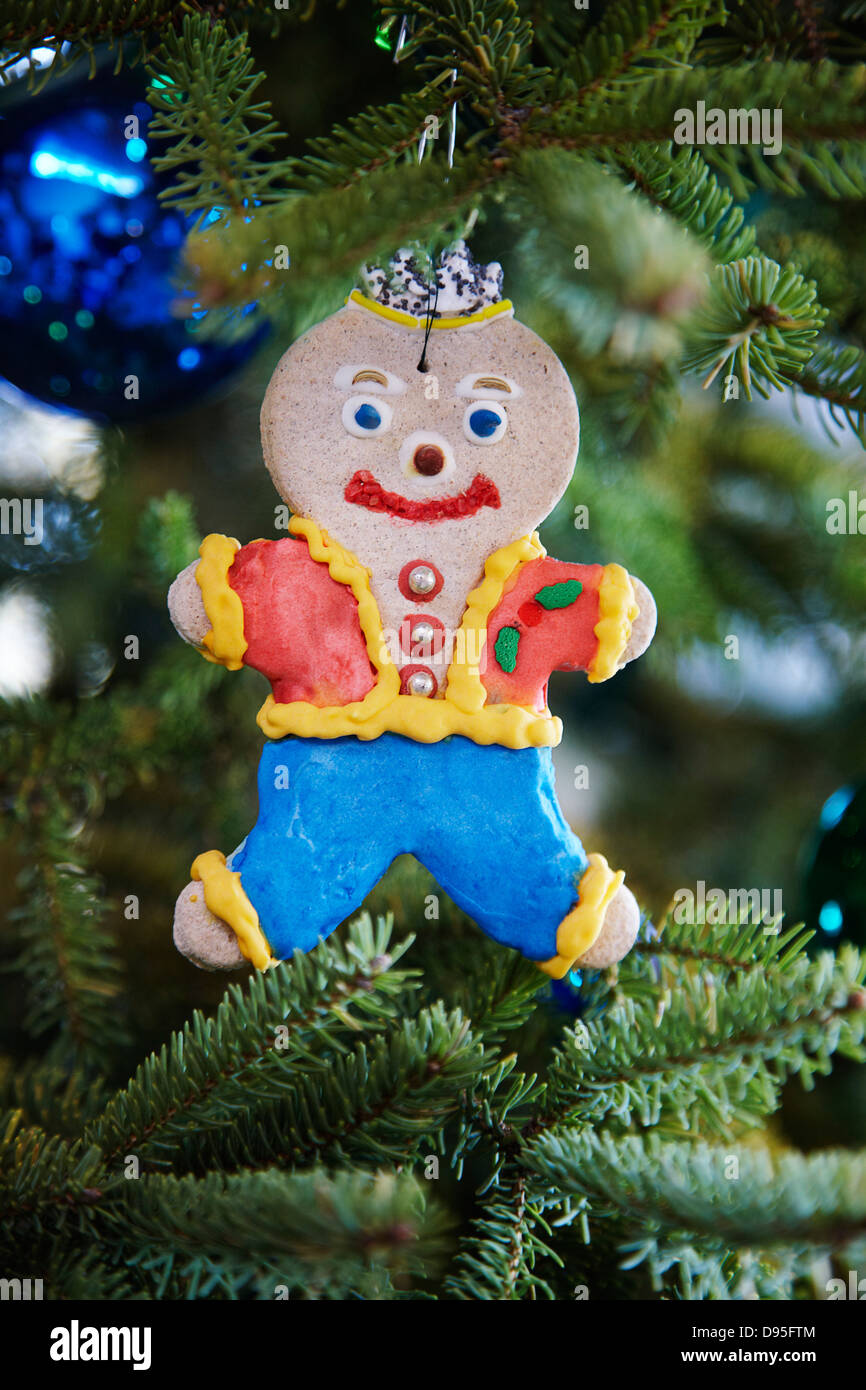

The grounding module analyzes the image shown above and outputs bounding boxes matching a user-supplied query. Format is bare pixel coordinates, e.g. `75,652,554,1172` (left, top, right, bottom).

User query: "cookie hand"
620,577,656,667
168,560,210,648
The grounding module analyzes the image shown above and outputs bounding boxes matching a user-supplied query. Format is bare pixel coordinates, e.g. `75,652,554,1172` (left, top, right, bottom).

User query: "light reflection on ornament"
76,640,115,697
0,378,104,499
0,588,54,697
0,82,268,419
30,148,143,199
820,786,855,832
818,900,844,935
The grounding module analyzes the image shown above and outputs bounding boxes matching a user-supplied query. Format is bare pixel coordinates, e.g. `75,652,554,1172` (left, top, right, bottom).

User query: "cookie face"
260,299,580,579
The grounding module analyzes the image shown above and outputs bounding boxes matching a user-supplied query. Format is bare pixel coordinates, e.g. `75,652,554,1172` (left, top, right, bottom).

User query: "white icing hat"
360,240,505,320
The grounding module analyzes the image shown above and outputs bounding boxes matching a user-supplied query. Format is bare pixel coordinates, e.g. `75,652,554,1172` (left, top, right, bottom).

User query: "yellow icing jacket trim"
191,850,277,970
538,853,624,978
256,519,562,749
587,563,639,684
193,523,639,748
196,534,247,671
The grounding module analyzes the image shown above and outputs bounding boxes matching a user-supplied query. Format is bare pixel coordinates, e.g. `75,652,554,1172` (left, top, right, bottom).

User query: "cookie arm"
168,534,248,671
586,564,639,682
620,576,656,666
168,560,210,648
587,567,656,681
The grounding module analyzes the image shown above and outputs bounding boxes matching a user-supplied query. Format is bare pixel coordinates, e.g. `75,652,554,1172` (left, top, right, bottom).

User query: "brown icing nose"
413,443,445,476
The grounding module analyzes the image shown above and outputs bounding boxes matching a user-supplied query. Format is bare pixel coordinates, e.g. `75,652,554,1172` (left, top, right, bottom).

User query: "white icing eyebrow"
455,373,522,400
334,364,407,394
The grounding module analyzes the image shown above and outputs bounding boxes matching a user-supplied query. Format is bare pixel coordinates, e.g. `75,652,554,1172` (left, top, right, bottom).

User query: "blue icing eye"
354,402,382,430
469,407,501,438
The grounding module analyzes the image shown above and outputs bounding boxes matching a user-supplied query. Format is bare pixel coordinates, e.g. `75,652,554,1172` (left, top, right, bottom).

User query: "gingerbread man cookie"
168,244,656,976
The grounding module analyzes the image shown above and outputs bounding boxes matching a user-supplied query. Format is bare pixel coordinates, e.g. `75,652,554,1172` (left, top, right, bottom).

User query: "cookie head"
260,276,579,569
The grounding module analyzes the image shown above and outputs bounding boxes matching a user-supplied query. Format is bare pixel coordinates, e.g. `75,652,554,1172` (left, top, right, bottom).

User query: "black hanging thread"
417,275,439,373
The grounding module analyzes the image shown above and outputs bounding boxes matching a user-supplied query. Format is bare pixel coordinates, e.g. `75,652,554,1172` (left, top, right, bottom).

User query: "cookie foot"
173,880,247,972
575,882,640,970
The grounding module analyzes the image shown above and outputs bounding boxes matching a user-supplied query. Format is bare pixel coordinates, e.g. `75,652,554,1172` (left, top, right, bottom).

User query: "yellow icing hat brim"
346,288,514,330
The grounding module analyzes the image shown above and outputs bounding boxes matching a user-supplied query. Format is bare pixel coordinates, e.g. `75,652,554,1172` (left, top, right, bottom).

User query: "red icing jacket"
195,523,638,748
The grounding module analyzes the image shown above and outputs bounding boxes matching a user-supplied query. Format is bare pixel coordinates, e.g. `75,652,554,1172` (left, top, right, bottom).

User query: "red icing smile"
345,470,501,521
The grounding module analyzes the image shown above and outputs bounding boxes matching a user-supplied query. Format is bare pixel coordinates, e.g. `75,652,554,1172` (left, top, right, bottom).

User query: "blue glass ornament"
0,72,268,421
803,782,866,948
0,492,100,572
549,967,587,1017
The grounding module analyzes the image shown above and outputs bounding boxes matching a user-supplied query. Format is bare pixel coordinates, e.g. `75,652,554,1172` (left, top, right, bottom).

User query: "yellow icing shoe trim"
255,521,561,747
538,853,625,979
347,289,514,331
196,534,247,671
445,532,546,714
191,850,278,971
587,563,639,684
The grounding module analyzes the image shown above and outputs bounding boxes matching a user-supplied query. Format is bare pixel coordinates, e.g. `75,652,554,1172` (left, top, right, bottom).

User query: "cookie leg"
415,737,638,974
190,736,403,966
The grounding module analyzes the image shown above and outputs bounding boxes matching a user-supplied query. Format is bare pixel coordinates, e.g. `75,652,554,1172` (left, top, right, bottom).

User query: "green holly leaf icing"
534,580,583,609
494,625,520,673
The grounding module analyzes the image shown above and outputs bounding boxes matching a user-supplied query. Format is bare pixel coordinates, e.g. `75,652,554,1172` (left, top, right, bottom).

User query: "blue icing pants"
229,733,589,962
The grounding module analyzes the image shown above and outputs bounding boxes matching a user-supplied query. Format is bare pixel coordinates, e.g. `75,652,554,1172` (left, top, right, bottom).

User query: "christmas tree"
2,0,866,1303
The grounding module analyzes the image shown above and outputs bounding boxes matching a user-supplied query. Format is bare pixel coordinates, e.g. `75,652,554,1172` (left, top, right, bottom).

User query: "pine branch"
167,1004,484,1175
180,152,491,321
452,1056,545,1178
444,1165,560,1300
145,15,286,220
793,338,866,442
415,929,546,1045
545,942,866,1136
0,1056,108,1138
523,0,590,67
379,0,539,116
89,915,418,1168
289,88,461,192
617,143,757,263
561,0,724,101
512,148,708,365
526,1131,866,1261
519,61,866,182
681,255,826,398
8,838,128,1065
698,0,866,66
113,1166,448,1299
0,0,183,86
630,915,814,975
0,1111,105,1262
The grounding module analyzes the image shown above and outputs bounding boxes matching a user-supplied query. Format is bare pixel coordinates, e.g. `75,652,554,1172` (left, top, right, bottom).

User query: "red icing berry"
518,599,544,627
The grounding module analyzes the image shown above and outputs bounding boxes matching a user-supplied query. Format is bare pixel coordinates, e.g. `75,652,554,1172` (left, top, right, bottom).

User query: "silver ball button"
408,565,436,596
411,621,435,651
407,670,436,698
